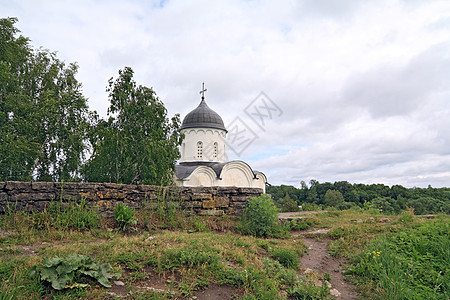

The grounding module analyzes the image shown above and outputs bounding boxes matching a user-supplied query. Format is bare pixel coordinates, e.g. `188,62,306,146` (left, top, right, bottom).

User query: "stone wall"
0,181,263,216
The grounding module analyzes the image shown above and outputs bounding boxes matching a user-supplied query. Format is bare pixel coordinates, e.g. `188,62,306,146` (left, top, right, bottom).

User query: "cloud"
3,0,450,187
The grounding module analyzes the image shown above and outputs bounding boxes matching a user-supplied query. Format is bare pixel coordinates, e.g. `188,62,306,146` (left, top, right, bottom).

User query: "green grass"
347,219,449,299
0,203,448,299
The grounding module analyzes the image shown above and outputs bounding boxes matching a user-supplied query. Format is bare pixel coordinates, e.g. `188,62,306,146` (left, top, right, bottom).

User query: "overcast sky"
3,0,450,188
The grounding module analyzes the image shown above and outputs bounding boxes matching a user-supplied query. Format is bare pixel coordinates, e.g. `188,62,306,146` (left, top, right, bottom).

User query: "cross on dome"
200,82,207,100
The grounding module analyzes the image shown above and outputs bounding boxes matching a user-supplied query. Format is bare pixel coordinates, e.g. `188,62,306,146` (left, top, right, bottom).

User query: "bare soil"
300,236,359,299
280,212,359,299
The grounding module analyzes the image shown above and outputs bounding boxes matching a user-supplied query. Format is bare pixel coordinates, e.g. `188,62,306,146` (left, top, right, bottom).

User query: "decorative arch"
220,161,254,187
185,166,217,187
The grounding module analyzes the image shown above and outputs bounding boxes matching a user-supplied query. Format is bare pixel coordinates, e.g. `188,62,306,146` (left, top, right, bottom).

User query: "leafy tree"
0,17,91,181
324,189,344,207
84,67,182,185
279,195,300,212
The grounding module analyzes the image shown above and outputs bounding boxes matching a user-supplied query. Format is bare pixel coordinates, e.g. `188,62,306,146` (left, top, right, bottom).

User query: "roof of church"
181,99,227,132
175,161,262,179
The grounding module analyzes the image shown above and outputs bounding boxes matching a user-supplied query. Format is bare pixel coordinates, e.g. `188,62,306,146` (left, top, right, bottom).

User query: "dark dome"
181,99,227,131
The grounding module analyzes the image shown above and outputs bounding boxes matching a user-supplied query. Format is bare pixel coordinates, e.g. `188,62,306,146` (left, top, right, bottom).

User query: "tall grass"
32,198,100,231
348,220,449,299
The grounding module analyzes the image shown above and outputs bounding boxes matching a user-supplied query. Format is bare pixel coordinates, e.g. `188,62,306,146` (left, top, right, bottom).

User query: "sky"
3,0,450,188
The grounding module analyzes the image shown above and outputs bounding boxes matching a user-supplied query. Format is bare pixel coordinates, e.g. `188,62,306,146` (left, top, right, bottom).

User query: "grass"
0,201,448,299
346,216,449,299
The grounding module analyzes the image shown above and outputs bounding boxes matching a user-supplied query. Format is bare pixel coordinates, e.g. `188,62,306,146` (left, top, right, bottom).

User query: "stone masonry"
0,181,263,216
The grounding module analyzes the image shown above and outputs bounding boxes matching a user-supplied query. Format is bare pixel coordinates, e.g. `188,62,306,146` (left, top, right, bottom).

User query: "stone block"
230,195,252,202
183,201,202,208
213,196,230,207
0,192,8,201
5,181,31,191
238,187,263,194
192,193,213,200
31,181,55,191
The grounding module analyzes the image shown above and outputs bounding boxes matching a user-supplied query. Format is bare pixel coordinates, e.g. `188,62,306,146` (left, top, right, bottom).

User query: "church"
174,85,267,192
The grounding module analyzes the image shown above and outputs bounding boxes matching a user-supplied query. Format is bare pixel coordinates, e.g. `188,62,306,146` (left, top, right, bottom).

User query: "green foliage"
162,245,220,270
406,196,450,215
84,67,182,185
269,181,450,215
396,208,416,224
30,254,120,290
269,248,299,269
324,189,344,207
300,202,324,211
0,17,92,182
277,195,301,212
113,203,137,231
238,194,286,238
348,221,450,299
32,198,100,231
262,259,329,299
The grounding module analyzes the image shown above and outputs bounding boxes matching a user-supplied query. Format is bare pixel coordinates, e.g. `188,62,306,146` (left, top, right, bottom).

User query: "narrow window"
197,141,203,159
213,142,218,159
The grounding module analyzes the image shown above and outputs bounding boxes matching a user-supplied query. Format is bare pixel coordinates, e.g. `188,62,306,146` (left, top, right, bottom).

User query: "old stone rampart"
0,181,263,216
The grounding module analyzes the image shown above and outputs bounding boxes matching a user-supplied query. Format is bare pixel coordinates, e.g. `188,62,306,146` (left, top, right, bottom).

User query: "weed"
327,227,347,239
162,245,220,270
30,254,121,290
32,198,100,231
114,203,137,231
396,208,416,224
269,248,299,269
348,220,450,299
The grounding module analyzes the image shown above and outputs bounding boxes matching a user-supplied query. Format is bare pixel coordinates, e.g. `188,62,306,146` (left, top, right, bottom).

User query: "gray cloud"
3,0,450,187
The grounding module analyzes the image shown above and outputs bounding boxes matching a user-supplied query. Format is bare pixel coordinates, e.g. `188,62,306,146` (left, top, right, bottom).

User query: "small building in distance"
174,85,267,192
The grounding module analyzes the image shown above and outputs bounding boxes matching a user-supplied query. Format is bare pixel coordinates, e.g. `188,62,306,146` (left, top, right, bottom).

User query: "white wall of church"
175,161,266,193
180,127,226,162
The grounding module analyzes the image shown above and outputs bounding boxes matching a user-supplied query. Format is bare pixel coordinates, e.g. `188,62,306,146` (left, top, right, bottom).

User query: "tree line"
0,17,182,185
267,180,450,215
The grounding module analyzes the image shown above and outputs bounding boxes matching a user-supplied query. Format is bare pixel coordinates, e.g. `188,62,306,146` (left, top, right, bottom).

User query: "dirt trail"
300,236,359,299
280,212,359,299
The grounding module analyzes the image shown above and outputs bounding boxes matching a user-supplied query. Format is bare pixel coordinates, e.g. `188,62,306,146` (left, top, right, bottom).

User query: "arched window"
197,141,203,159
213,142,218,159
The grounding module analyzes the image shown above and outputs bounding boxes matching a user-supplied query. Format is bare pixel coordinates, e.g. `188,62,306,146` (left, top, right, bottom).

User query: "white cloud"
3,0,450,187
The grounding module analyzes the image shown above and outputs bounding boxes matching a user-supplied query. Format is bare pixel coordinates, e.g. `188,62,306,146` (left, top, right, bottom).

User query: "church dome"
181,99,227,131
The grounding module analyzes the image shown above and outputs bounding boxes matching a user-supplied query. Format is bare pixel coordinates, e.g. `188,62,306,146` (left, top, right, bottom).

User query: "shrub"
237,194,286,238
300,202,323,211
114,203,137,231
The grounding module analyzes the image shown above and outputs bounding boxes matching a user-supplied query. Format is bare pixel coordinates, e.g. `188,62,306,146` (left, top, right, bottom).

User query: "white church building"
174,86,267,192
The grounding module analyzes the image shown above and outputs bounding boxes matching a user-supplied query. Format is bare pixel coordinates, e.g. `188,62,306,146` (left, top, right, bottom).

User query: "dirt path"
298,232,359,299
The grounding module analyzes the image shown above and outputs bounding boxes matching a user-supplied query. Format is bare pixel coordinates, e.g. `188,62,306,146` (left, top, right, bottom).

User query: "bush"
335,201,359,210
114,203,137,231
237,195,286,238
